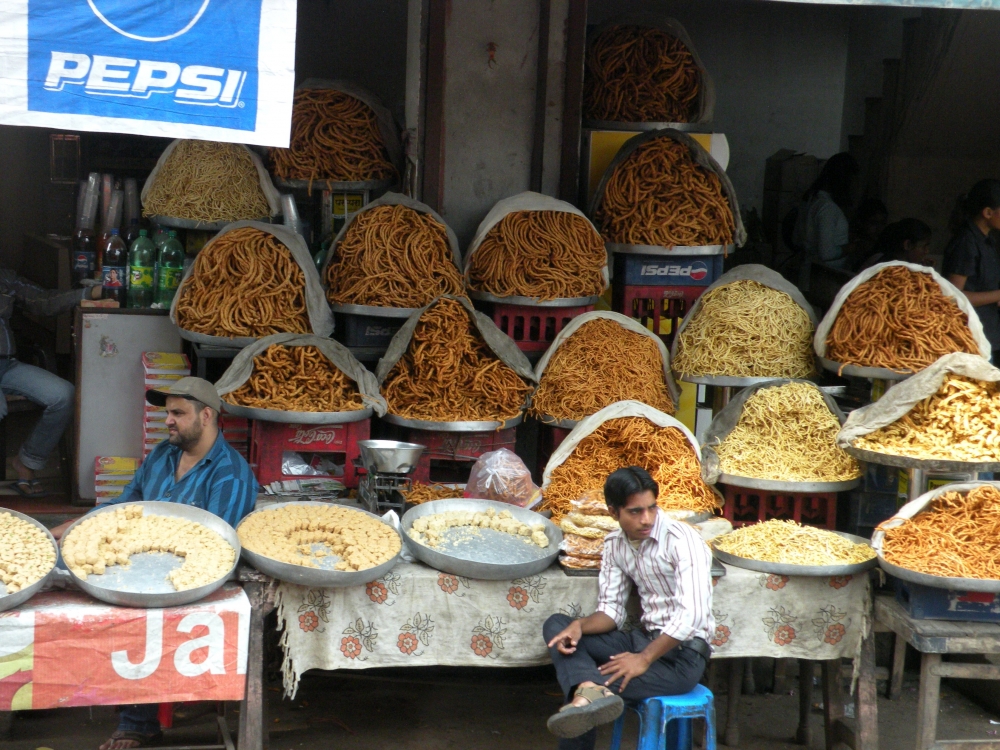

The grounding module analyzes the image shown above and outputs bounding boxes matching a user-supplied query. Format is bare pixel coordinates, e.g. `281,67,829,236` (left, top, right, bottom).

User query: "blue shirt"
104,432,258,528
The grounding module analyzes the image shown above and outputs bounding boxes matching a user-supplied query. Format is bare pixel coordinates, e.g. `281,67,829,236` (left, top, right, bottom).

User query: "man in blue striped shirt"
53,376,258,750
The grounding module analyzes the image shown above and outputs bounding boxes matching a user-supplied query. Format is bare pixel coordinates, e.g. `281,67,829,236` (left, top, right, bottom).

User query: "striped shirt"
597,510,714,644
104,432,258,528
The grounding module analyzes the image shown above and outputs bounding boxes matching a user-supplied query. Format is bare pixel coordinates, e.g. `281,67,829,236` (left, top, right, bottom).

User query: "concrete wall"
587,0,851,214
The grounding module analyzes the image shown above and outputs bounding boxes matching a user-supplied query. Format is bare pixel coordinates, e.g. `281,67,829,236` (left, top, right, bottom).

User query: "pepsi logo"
689,261,709,281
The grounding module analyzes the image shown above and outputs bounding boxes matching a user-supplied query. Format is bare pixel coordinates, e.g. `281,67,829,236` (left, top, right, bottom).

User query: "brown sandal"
547,684,624,738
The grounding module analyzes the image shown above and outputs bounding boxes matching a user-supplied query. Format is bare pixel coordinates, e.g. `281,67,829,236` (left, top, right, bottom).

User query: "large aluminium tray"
60,501,240,608
843,443,1000,474
717,472,861,494
0,508,58,613
712,531,877,577
381,413,524,432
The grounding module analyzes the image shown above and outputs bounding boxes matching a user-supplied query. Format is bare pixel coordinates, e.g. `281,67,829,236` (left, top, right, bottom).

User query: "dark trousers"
118,703,160,736
543,613,707,750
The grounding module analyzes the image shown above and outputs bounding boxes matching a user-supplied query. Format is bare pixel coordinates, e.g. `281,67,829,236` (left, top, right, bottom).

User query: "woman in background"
792,152,859,289
861,218,932,269
943,179,1000,359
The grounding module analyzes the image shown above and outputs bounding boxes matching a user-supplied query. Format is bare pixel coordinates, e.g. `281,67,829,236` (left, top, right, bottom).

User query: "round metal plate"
60,501,241,608
677,374,802,387
381,413,524,432
871,523,1000,592
274,177,395,193
819,357,913,381
400,498,562,580
148,215,269,232
607,243,730,257
711,531,877,577
177,328,257,349
330,303,418,319
843,443,1000,473
0,508,58,613
467,290,601,307
583,121,708,133
237,501,401,587
535,414,580,430
221,403,373,425
718,473,862,494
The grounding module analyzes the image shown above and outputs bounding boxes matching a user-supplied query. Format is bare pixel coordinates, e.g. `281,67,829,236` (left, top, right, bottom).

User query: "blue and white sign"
0,0,296,146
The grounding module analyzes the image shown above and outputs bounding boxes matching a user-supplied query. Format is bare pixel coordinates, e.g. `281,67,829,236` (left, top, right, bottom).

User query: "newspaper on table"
814,261,991,361
170,221,334,348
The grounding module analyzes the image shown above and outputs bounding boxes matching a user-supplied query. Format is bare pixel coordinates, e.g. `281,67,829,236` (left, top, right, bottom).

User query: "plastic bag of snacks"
464,449,540,508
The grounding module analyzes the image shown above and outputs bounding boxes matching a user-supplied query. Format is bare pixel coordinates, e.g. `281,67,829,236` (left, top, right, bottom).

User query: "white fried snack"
62,505,236,592
238,504,400,572
0,511,55,593
408,506,549,549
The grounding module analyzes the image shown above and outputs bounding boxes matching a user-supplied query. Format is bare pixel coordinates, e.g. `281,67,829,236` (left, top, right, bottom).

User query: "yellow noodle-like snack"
467,211,606,301
175,228,310,338
224,344,364,412
879,485,1000,579
595,137,734,247
673,280,816,378
542,417,719,523
403,482,465,505
143,140,269,222
326,204,464,307
855,375,1000,461
530,318,674,420
714,519,874,566
382,298,532,422
715,383,859,482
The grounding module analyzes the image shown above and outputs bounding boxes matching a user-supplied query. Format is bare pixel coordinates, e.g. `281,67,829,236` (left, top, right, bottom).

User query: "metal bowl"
401,498,562,580
149,215,270,232
358,440,426,474
237,501,402,586
676,374,804,387
60,501,241,608
380,413,524,431
844,443,1000,474
711,531,877,577
330,303,419,318
718,473,862,494
222,402,373,425
467,290,601,307
0,508,58,613
819,357,913,381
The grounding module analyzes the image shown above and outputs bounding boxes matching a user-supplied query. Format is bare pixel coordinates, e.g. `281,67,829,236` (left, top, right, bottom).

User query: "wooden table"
876,594,1000,750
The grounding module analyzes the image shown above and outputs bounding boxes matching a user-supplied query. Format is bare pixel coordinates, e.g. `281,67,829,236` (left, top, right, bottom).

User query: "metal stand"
908,467,926,503
711,385,733,415
191,343,243,380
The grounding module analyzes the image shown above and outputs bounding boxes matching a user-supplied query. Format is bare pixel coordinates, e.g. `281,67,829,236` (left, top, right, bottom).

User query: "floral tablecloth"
276,562,870,696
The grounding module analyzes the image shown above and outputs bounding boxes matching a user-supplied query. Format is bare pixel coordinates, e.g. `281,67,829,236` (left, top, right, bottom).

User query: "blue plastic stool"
609,684,716,750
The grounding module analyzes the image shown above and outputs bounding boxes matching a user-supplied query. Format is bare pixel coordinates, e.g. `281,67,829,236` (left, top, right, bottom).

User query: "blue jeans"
0,359,74,471
118,703,160,735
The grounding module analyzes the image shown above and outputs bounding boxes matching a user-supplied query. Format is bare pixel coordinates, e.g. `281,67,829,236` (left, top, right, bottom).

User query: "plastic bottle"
155,230,185,308
72,173,100,287
95,190,124,281
127,230,156,309
100,229,128,305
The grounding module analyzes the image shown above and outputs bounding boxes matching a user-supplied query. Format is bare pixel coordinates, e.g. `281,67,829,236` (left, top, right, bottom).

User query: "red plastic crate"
492,303,595,353
721,484,837,530
536,423,573,479
398,426,517,484
611,284,705,348
249,419,370,488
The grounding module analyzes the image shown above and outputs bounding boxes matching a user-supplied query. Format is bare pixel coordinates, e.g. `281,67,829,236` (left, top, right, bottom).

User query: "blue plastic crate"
895,579,1000,622
614,254,723,287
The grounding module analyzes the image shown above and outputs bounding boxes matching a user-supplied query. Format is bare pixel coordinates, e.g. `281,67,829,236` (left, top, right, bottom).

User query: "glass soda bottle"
100,229,128,305
127,229,156,308
155,230,185,308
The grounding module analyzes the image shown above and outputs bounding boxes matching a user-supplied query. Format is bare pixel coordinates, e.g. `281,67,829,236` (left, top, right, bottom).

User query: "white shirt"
794,190,851,269
596,510,714,644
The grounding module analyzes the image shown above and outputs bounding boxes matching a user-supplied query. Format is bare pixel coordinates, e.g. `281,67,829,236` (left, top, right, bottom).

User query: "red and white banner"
0,584,249,710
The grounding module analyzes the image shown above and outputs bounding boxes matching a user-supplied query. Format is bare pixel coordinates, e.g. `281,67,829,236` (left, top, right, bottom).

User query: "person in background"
943,179,1000,360
0,272,102,496
861,218,933,269
542,467,712,750
792,153,859,289
850,198,888,269
50,377,258,750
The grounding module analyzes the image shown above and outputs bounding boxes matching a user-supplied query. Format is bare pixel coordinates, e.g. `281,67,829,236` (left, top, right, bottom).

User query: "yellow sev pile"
714,520,874,566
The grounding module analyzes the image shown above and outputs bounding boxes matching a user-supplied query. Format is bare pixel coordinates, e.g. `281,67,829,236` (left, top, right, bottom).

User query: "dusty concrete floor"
5,666,1000,750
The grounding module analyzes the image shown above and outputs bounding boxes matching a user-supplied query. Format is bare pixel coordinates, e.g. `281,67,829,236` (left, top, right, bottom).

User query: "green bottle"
127,230,156,308
155,230,185,308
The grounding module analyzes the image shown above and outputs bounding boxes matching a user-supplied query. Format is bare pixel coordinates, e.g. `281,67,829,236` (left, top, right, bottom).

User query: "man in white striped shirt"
544,466,714,747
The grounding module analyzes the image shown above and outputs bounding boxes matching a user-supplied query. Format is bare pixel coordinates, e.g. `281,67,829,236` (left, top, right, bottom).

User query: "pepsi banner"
0,0,296,146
